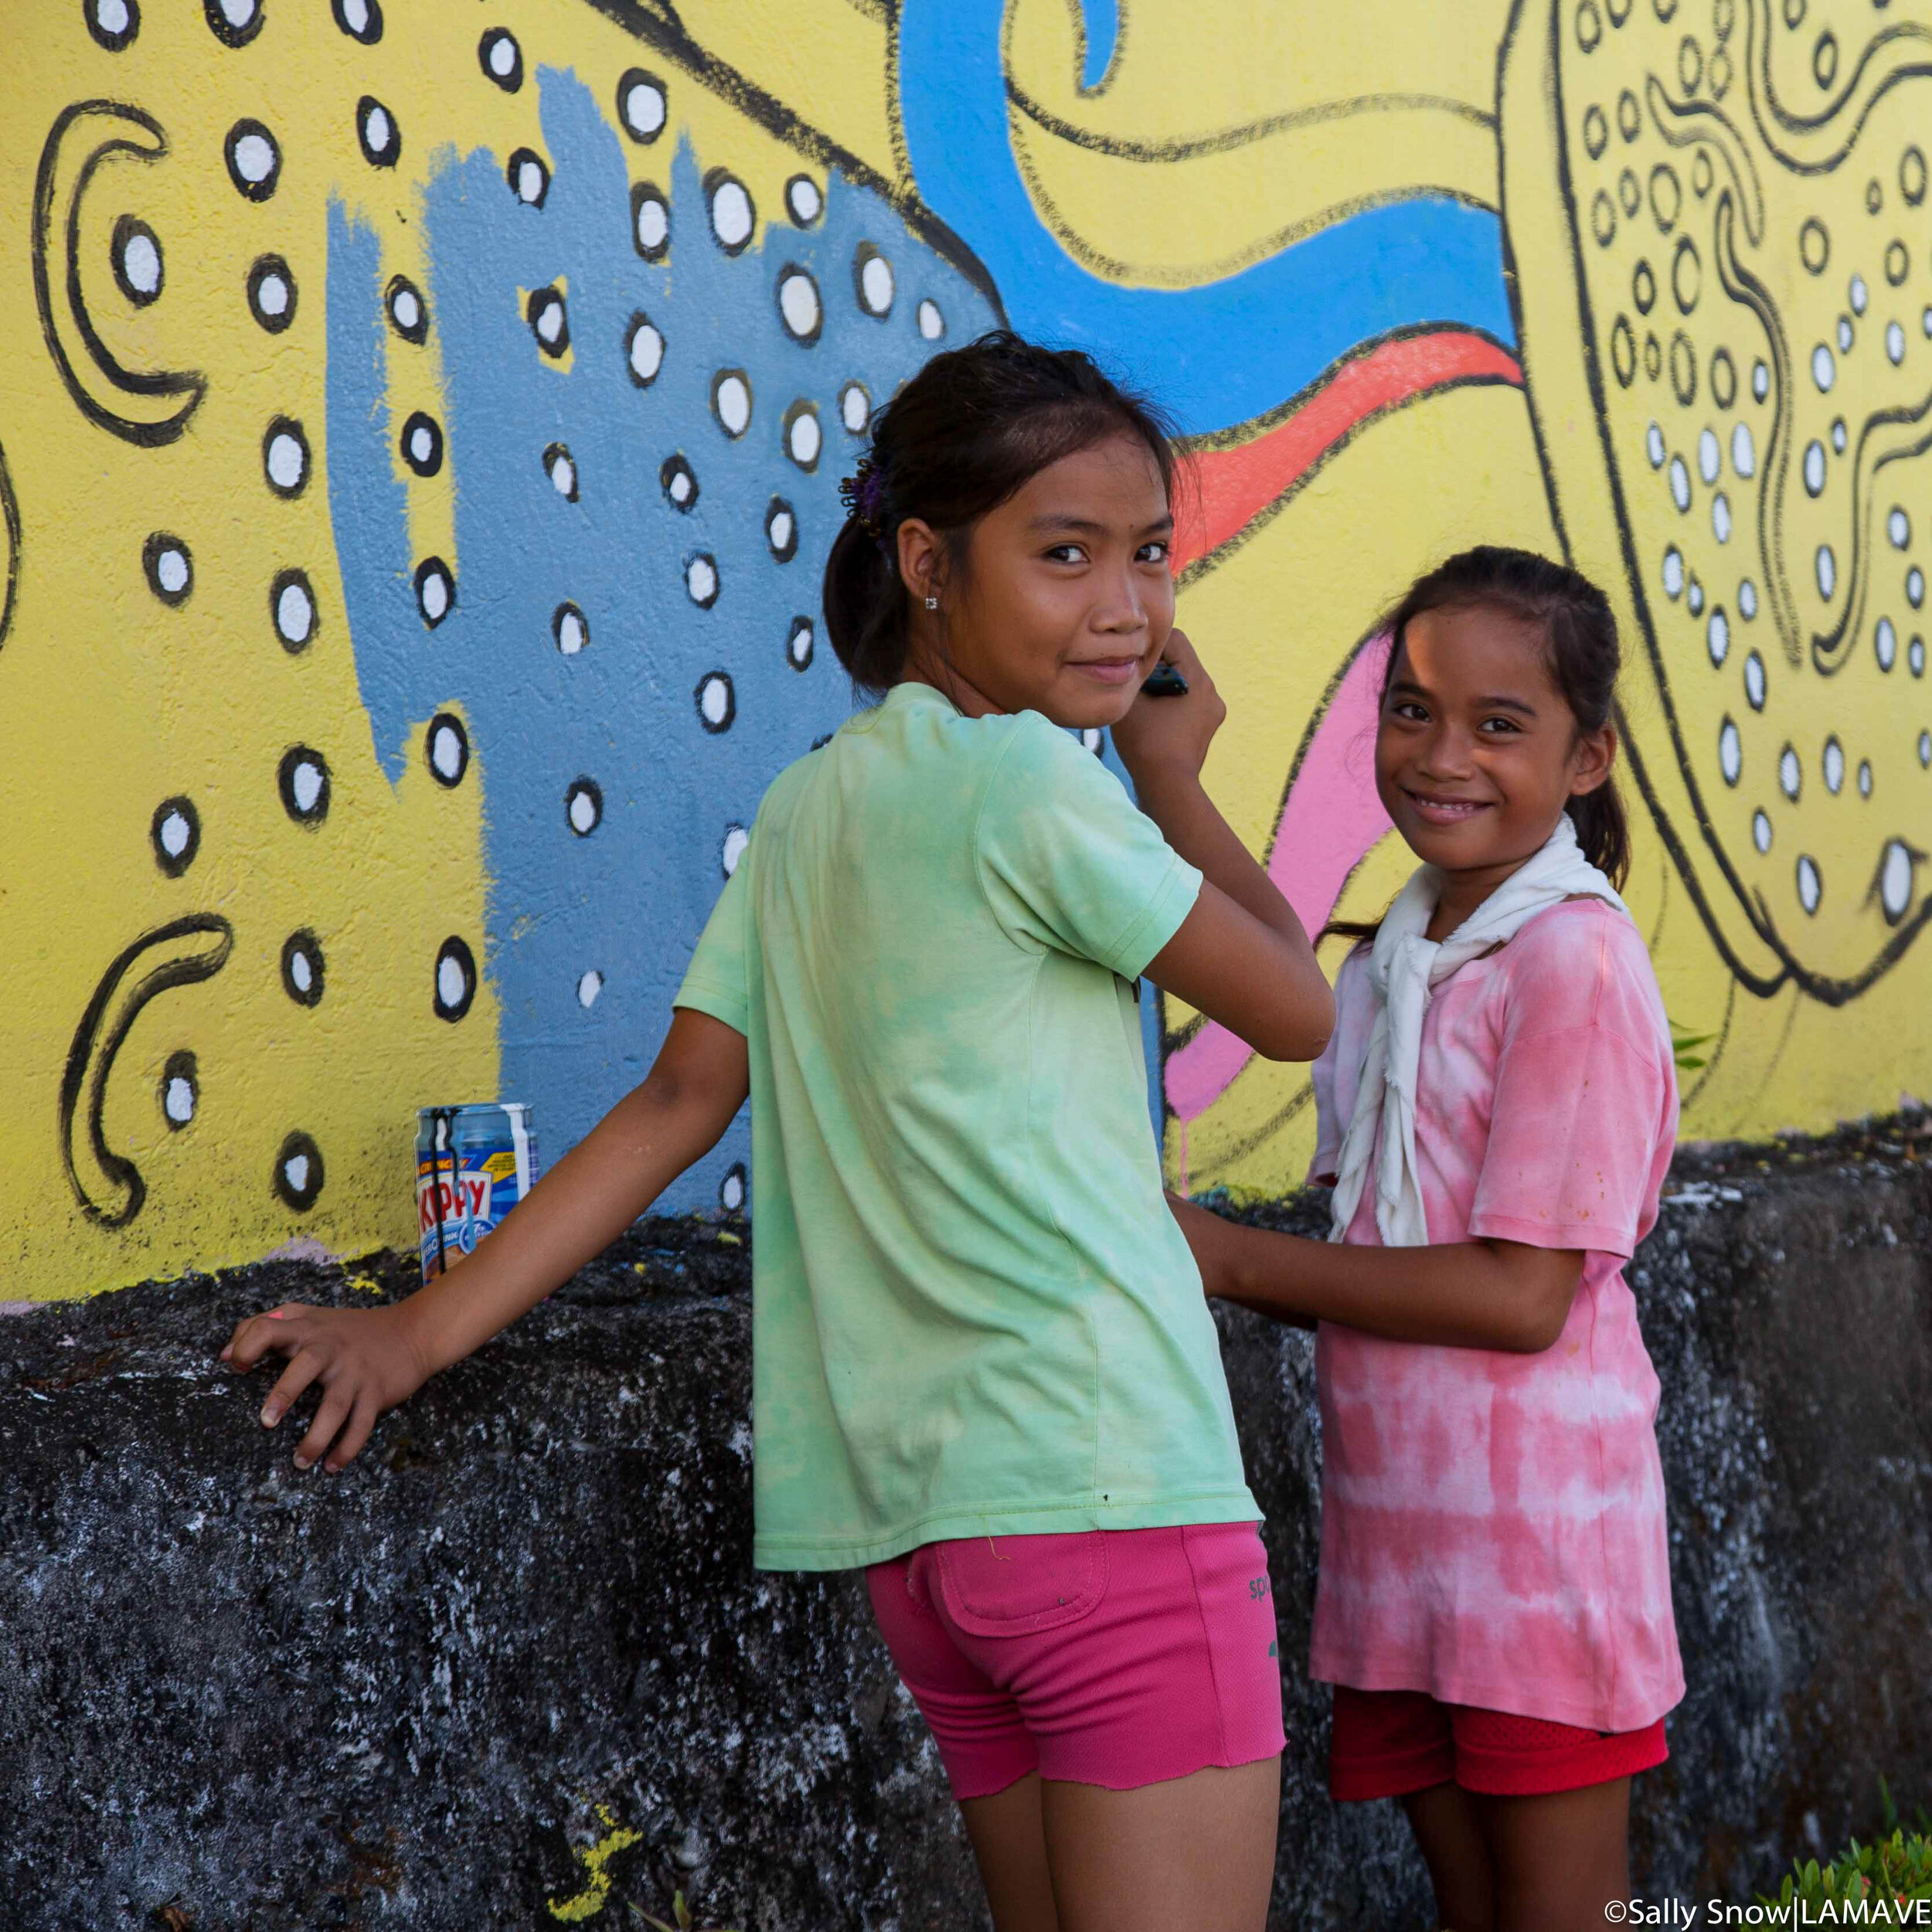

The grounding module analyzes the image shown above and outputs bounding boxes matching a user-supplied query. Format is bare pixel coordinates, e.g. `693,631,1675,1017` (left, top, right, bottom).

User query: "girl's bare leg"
1403,1781,1497,1931
960,1773,1060,1932
1477,1777,1631,1932
1039,1758,1281,1932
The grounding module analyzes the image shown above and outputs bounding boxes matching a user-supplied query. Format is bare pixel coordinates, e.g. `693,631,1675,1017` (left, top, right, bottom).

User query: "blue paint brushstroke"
1080,0,1120,91
898,0,1513,437
327,68,1003,1209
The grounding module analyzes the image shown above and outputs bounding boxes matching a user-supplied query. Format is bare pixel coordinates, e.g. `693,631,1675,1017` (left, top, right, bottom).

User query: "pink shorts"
865,1522,1286,1800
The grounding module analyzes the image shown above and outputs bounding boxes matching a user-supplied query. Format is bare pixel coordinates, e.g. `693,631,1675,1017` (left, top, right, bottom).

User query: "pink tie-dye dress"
1307,896,1685,1734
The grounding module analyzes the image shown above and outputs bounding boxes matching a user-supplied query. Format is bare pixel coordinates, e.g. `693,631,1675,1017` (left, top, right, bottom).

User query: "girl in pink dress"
1179,546,1683,1932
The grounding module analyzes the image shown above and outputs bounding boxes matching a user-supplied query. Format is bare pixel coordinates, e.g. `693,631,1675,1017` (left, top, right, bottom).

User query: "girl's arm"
221,1009,750,1472
1111,629,1334,1062
1170,1196,1583,1353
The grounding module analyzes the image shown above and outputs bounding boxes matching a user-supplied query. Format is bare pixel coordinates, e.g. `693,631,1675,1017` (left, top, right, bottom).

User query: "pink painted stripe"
1164,638,1393,1122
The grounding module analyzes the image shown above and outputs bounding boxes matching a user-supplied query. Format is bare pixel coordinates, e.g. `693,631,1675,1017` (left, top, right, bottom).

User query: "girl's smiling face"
895,433,1175,727
1376,601,1617,906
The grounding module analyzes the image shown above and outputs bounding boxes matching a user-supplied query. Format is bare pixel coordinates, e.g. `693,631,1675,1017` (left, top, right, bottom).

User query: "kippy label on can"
416,1105,537,1282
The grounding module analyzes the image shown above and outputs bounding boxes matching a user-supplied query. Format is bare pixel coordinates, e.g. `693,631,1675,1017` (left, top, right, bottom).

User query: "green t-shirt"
675,680,1260,1570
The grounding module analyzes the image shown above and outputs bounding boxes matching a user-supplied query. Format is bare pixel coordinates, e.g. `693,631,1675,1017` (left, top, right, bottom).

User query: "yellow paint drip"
546,1804,643,1923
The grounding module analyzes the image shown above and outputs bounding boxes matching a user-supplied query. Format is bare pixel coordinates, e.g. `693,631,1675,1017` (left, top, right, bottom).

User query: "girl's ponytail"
821,515,903,694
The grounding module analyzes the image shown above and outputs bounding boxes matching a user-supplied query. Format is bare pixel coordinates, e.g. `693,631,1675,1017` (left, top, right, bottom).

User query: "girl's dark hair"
1326,544,1632,941
821,329,1179,693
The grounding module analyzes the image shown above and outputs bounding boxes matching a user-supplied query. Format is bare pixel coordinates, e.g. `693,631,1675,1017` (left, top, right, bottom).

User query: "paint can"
416,1104,539,1284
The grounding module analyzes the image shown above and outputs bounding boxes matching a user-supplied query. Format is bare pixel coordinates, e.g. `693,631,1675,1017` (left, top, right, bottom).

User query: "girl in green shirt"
226,332,1333,1930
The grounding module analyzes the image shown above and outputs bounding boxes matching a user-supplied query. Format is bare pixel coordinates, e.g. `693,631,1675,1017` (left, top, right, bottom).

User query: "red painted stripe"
1172,331,1525,574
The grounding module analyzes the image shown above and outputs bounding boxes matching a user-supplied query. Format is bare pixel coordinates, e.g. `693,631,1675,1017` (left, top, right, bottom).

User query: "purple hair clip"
838,453,889,539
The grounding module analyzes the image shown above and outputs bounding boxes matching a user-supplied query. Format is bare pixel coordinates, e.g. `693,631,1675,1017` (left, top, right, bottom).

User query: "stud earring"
923,596,938,611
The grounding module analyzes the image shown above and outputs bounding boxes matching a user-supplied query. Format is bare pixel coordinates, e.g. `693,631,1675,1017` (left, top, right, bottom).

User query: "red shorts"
1328,1685,1668,1801
866,1522,1286,1800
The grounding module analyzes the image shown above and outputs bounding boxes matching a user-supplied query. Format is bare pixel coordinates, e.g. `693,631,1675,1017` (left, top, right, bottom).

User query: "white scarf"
1327,815,1631,1247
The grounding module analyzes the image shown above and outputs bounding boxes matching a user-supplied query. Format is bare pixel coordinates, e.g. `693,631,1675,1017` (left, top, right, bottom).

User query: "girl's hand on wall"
220,1302,434,1473
1111,629,1225,784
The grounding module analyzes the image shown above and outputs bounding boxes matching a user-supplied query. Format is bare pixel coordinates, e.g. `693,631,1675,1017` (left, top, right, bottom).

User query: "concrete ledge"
3,1120,1929,1928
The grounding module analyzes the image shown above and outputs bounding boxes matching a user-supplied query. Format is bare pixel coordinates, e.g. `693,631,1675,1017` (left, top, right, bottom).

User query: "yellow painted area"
546,1804,643,1922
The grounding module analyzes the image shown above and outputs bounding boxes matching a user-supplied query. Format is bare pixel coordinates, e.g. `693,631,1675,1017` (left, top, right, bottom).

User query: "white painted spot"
1752,358,1770,400
686,555,717,605
577,969,604,1009
284,1152,311,1193
1889,508,1910,549
788,409,821,468
1752,808,1771,854
97,0,131,30
515,158,546,204
277,579,314,643
1837,315,1854,352
158,810,191,858
699,675,731,726
788,619,814,667
1745,651,1766,709
420,570,449,622
1698,427,1719,484
364,105,393,155
840,384,869,434
1730,420,1754,478
121,230,161,297
1080,727,1104,753
1646,421,1665,468
290,760,323,815
1832,417,1847,454
165,1074,196,1123
635,194,668,253
340,0,369,29
392,285,421,332
257,270,290,318
1920,731,1931,769
1662,547,1684,598
289,948,315,994
722,824,749,875
569,787,600,835
624,78,667,139
768,507,794,552
1811,343,1835,391
1712,492,1732,543
267,430,305,492
918,298,944,341
709,178,753,250
1925,306,1932,338
437,954,467,1010
556,607,587,655
715,372,750,436
430,723,464,781
1739,577,1758,620
721,1168,745,1211
628,321,665,383
233,132,276,185
549,453,576,498
1912,568,1927,610
1797,855,1821,913
1803,440,1826,495
1859,759,1874,797
669,469,693,505
1707,607,1729,664
409,421,436,463
859,253,894,315
1719,718,1742,783
155,547,189,596
787,176,822,225
1876,616,1897,670
1913,637,1927,676
778,271,819,340
1887,320,1906,365
1689,577,1705,616
1881,840,1912,917
1850,274,1869,315
1669,455,1690,511
1780,746,1801,798
1824,737,1844,793
536,301,564,347
1816,544,1836,600
489,31,518,77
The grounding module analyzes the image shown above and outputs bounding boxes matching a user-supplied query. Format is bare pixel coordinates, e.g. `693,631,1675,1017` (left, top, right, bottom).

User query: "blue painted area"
327,68,1001,1209
1079,0,1120,92
897,0,1514,437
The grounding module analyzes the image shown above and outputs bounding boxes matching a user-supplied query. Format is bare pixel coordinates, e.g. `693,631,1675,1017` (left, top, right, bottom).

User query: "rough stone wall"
4,1123,1929,1928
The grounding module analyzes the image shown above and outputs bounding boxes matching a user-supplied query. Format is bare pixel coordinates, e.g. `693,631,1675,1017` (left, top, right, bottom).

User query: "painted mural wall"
3,0,1928,1301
